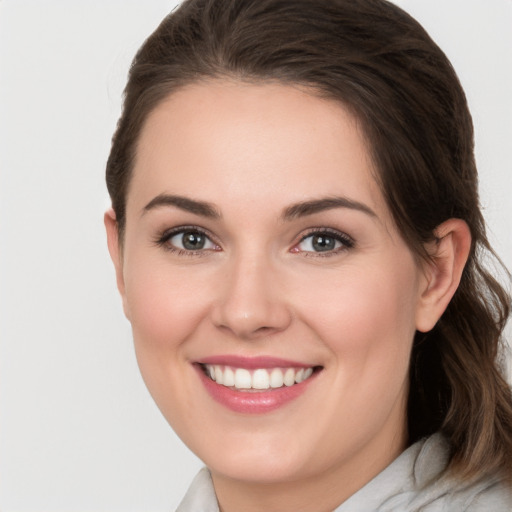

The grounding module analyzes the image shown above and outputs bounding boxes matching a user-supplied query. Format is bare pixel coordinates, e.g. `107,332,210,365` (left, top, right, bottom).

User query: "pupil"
312,235,335,252
182,232,205,250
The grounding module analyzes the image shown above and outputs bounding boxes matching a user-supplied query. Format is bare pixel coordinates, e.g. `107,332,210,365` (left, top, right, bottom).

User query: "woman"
104,0,512,510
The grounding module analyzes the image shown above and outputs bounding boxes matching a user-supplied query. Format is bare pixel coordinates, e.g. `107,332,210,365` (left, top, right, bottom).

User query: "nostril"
254,326,273,334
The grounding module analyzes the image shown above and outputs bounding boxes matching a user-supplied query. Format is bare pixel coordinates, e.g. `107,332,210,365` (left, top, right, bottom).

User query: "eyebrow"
282,196,376,220
142,193,376,220
142,194,221,218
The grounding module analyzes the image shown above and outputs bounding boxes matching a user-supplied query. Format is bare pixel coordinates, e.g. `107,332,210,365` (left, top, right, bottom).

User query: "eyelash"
294,228,355,258
154,226,355,257
153,225,219,257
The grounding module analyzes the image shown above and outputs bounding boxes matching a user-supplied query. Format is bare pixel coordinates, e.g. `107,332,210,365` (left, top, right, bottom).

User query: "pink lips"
194,355,319,414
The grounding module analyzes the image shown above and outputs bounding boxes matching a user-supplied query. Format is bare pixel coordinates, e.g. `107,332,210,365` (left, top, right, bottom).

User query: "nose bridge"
212,246,291,339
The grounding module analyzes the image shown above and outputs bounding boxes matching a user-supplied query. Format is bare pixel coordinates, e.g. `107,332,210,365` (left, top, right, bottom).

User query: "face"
107,81,433,491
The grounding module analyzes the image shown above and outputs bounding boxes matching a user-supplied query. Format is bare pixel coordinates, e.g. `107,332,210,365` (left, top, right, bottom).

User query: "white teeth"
205,364,315,390
270,368,284,388
234,368,252,389
223,367,235,387
252,369,270,389
283,368,295,387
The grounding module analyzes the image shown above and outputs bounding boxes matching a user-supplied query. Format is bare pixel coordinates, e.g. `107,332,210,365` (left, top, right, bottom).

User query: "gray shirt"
176,434,512,511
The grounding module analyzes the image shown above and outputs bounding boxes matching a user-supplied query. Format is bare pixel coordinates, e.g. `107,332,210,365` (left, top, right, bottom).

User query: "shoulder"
336,434,512,511
409,434,512,511
453,477,512,511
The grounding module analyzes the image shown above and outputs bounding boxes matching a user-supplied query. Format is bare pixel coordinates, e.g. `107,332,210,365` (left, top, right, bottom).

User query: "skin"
105,81,471,512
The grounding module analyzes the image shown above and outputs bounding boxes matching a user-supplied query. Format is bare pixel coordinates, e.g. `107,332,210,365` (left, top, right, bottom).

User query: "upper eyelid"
159,225,215,240
297,227,354,242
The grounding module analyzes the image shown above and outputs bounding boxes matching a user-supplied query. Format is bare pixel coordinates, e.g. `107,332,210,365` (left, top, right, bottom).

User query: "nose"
210,253,292,340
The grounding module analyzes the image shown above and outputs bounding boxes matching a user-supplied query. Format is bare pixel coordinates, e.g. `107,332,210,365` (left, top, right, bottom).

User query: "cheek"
121,258,215,425
300,258,420,375
297,259,420,446
123,258,212,356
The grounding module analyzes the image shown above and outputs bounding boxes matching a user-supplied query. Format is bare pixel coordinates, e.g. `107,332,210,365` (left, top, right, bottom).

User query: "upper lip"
196,355,317,369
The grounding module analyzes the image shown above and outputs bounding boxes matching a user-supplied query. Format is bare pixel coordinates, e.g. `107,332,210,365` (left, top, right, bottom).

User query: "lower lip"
195,365,317,414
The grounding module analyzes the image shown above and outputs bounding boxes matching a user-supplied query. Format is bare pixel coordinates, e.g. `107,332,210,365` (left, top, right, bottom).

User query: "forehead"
129,80,386,219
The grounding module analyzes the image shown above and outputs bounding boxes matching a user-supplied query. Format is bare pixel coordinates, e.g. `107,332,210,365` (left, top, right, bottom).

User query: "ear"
415,218,471,333
104,209,130,319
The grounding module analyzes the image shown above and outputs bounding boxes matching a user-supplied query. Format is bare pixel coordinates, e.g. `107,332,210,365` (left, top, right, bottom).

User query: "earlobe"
104,209,130,319
415,219,472,333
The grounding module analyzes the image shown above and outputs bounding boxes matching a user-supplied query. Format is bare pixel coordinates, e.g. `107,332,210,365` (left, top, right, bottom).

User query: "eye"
294,230,354,254
155,227,219,254
170,230,216,250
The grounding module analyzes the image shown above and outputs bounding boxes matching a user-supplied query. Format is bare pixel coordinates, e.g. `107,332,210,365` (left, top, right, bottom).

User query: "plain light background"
0,1,510,510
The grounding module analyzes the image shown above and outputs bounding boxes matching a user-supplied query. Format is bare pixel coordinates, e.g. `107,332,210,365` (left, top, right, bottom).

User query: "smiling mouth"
200,364,321,391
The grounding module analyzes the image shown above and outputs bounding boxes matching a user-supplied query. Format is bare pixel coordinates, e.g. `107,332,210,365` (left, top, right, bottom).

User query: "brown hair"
106,0,512,482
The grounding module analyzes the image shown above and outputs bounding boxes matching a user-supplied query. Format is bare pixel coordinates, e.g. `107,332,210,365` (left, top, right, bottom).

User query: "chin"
208,451,312,484
190,428,323,485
